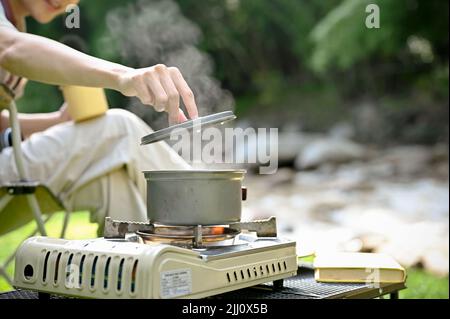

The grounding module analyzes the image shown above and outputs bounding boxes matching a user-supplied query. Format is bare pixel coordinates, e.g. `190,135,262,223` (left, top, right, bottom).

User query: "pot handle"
242,187,247,201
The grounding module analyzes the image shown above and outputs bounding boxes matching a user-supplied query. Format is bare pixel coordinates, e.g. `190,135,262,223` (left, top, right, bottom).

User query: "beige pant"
0,109,190,228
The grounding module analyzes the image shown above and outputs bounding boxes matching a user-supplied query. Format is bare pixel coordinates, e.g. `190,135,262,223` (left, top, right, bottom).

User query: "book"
313,252,406,284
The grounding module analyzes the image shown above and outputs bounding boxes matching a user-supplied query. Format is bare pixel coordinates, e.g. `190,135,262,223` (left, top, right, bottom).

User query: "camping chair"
0,82,71,286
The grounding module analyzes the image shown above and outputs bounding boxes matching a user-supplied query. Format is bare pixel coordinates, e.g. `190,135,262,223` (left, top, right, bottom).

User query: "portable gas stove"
13,217,297,299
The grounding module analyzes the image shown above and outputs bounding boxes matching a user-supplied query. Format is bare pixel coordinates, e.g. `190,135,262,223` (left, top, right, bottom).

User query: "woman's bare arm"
0,104,70,138
0,28,129,91
0,27,198,124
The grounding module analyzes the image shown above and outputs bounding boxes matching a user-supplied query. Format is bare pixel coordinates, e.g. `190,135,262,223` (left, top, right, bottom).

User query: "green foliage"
401,268,449,299
0,212,98,292
297,256,449,299
311,0,393,72
310,0,449,71
10,0,449,142
16,82,63,113
176,0,335,94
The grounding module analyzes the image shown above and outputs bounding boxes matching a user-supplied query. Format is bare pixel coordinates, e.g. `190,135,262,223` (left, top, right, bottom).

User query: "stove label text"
160,269,192,298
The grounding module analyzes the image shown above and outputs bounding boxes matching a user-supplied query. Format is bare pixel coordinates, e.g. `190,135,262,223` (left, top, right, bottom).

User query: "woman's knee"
106,108,139,124
104,109,153,134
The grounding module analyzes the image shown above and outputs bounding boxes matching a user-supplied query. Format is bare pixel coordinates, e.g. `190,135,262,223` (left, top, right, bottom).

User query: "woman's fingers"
178,108,188,123
169,67,199,120
13,78,28,99
58,102,72,122
121,64,198,124
4,74,16,87
155,64,181,125
143,70,167,112
134,75,154,106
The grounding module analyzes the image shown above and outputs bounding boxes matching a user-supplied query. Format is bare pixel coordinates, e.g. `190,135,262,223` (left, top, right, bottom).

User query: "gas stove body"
13,218,297,299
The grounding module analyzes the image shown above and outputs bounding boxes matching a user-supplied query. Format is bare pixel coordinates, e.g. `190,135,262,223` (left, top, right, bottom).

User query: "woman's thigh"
1,110,139,189
0,109,189,198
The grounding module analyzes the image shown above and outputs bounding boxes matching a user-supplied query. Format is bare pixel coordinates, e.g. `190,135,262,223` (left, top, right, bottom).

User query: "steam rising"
106,0,235,130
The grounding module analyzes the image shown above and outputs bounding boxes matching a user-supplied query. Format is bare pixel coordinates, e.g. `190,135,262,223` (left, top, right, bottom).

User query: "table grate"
0,267,403,300
214,267,374,299
0,289,62,299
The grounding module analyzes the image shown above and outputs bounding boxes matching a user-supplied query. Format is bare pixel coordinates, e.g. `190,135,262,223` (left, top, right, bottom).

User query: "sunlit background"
1,0,448,298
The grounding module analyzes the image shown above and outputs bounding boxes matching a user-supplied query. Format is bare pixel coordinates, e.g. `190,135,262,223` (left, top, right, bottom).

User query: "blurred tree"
176,0,338,94
309,0,449,98
13,0,448,143
311,0,448,71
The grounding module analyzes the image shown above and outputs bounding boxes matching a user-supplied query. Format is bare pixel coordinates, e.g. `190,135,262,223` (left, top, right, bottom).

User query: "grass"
400,268,449,299
0,211,98,292
1,216,448,298
297,257,449,299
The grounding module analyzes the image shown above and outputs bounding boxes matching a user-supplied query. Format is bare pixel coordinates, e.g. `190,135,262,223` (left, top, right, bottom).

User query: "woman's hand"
1,75,28,100
117,64,198,125
3,103,73,139
0,29,198,125
57,103,72,123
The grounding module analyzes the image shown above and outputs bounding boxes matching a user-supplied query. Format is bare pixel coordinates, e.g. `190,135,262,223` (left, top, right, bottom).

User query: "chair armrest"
2,181,40,195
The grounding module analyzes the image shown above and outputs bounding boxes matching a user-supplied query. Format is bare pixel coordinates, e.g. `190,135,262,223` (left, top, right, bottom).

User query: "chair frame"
0,88,71,286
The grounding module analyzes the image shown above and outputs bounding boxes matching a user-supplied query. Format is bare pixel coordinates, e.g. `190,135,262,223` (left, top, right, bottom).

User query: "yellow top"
61,86,109,122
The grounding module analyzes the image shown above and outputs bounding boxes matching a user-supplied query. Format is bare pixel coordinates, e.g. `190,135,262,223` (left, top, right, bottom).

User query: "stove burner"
103,216,278,248
136,225,240,248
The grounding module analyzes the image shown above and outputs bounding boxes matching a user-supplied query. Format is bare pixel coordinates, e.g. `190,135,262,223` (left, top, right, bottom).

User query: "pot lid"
141,111,236,145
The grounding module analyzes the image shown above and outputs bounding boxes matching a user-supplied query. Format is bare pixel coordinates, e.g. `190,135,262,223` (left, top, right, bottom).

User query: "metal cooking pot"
144,170,246,226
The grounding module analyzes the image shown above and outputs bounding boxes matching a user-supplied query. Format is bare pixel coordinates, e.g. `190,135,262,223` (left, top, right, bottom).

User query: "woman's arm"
0,27,198,124
0,104,70,138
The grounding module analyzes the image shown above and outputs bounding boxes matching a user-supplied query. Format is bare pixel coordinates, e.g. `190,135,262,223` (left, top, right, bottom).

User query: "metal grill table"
0,266,405,300
213,266,405,299
0,290,64,300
